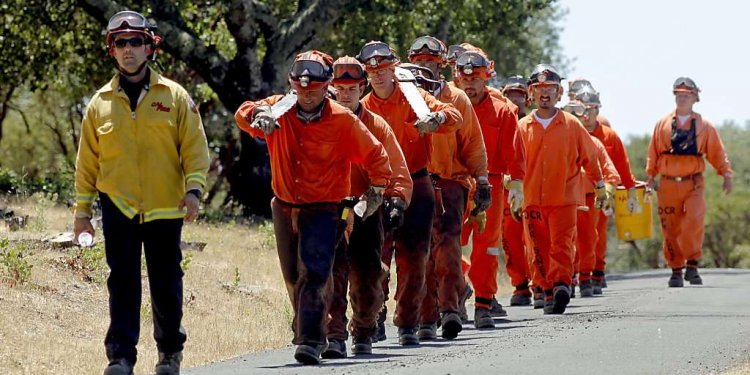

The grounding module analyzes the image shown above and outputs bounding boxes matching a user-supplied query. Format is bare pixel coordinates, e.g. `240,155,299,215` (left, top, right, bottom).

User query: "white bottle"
353,200,368,218
78,232,94,247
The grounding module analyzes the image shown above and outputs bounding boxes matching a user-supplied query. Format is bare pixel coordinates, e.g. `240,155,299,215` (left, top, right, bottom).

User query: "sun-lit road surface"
184,269,750,375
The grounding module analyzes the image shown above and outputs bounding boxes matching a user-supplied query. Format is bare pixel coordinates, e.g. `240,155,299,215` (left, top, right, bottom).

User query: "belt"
662,173,701,182
411,168,429,179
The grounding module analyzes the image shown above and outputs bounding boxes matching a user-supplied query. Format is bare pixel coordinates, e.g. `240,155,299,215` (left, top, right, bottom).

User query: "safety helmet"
357,41,399,71
574,85,601,107
568,77,593,93
673,77,700,101
288,50,334,91
455,51,495,80
446,44,467,66
332,56,366,85
407,35,447,66
528,64,564,86
105,11,160,54
502,75,528,94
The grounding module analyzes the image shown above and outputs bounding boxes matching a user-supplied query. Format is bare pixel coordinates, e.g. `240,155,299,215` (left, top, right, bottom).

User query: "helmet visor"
409,36,444,55
358,42,394,61
446,45,466,62
290,60,330,81
107,11,148,32
563,102,586,117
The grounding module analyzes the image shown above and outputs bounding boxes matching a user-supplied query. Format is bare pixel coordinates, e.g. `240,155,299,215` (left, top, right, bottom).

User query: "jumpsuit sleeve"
177,90,211,193
344,115,392,188
578,123,604,184
702,121,733,177
455,93,488,179
609,133,636,188
645,119,663,177
234,96,281,139
422,90,463,133
74,100,101,217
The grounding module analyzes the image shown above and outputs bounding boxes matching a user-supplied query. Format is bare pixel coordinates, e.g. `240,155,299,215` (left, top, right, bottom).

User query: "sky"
558,0,750,140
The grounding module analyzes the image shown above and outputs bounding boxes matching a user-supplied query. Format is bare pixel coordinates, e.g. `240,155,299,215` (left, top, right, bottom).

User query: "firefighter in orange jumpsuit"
563,100,621,297
357,41,463,346
324,56,413,358
235,50,393,365
455,50,526,327
407,36,489,340
574,85,640,293
499,75,534,306
517,64,606,315
568,77,611,127
646,77,732,287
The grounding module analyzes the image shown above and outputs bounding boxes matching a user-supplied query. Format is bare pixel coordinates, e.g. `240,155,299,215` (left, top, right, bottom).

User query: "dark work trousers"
380,174,435,329
327,209,385,341
101,193,186,364
420,179,467,324
271,197,339,346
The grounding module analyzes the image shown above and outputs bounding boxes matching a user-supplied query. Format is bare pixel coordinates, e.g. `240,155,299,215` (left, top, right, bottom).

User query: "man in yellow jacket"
73,10,209,375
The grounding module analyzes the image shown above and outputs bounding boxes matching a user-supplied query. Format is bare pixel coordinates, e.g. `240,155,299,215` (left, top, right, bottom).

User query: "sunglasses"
107,11,149,32
113,37,145,48
409,36,444,55
289,60,330,81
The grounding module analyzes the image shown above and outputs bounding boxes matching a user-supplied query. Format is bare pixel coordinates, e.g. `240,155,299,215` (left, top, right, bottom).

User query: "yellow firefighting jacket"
75,69,210,222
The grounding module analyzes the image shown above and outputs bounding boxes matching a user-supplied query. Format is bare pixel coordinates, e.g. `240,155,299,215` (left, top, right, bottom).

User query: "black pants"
101,193,186,364
271,198,339,346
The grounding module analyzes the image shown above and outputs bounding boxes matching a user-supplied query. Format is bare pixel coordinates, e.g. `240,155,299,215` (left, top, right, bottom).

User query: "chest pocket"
96,121,122,160
667,118,701,156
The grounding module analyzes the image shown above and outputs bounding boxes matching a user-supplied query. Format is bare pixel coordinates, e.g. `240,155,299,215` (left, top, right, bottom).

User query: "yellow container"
613,182,653,241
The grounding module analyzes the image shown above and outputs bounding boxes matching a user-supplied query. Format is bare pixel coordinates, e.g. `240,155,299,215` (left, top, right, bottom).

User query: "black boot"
103,358,134,375
322,339,347,359
685,261,703,285
154,352,182,375
668,269,684,287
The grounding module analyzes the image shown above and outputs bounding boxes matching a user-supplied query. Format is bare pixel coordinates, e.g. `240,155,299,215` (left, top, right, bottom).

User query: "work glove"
354,185,385,219
464,202,487,233
594,181,608,211
506,179,524,221
383,196,407,231
414,112,446,136
473,178,492,213
602,183,615,216
626,188,642,214
250,105,280,135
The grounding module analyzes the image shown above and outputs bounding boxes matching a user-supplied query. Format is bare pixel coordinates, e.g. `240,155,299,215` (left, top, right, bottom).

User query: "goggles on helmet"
333,62,366,83
290,60,331,82
503,75,528,92
446,45,466,64
673,76,700,93
357,42,397,65
563,102,586,117
569,78,592,93
529,64,563,86
408,36,445,56
455,52,492,77
107,11,149,32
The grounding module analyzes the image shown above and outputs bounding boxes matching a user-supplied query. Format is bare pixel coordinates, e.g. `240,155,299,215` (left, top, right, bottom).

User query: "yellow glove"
602,183,615,215
506,179,524,219
464,202,487,233
594,182,608,210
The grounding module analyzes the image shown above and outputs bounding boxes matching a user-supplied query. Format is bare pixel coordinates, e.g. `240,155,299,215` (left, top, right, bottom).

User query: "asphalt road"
184,269,750,375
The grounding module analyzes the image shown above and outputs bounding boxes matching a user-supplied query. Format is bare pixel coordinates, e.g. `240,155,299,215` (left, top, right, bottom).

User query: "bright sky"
558,0,749,140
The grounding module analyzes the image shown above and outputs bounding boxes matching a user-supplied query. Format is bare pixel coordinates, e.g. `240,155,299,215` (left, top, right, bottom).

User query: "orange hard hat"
288,50,334,91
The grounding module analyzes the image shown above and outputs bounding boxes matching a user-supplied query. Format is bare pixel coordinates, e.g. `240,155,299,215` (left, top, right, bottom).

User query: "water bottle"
353,200,368,218
78,232,94,247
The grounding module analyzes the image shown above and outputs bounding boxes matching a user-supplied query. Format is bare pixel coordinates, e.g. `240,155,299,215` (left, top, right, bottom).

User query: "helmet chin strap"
117,61,149,78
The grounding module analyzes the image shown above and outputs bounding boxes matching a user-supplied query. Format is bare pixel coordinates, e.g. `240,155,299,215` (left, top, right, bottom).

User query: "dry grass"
0,196,514,375
724,361,750,375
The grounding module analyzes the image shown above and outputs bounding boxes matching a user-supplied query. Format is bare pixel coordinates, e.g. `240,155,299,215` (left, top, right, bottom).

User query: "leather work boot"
474,307,495,329
351,336,372,355
592,279,604,295
417,322,437,341
374,306,387,342
668,270,684,288
601,275,608,288
321,339,347,359
510,291,532,306
579,279,594,297
543,285,570,315
154,352,182,375
489,297,508,317
685,261,703,285
532,286,545,309
294,344,323,365
103,358,134,375
458,284,473,323
440,312,463,339
398,327,420,346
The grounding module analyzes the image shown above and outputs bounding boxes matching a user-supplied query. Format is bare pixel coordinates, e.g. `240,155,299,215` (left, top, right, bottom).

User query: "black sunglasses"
114,37,145,48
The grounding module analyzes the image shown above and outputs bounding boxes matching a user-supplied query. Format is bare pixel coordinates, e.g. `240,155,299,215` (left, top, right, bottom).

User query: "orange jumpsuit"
421,84,487,324
518,110,602,292
462,88,525,309
235,96,392,346
575,136,620,282
327,105,413,342
589,121,637,276
363,83,462,329
646,111,732,270
597,114,611,128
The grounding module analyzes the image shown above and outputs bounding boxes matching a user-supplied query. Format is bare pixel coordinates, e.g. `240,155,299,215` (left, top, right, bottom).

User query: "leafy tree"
2,0,564,217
